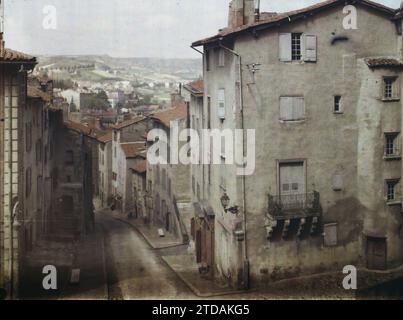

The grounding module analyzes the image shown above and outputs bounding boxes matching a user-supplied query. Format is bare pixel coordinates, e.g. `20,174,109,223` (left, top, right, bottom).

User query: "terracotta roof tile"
192,0,395,47
113,116,146,130
0,48,37,63
97,131,113,143
121,142,146,159
130,159,147,174
365,57,403,68
65,121,106,139
151,101,188,128
184,80,204,95
27,86,52,103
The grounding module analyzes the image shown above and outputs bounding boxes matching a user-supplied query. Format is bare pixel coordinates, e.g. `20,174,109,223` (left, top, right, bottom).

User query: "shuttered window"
279,33,292,62
304,35,317,62
279,97,305,121
279,33,317,62
217,89,225,120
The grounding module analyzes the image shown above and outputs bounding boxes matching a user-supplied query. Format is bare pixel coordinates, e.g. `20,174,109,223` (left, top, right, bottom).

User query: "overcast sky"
3,0,401,58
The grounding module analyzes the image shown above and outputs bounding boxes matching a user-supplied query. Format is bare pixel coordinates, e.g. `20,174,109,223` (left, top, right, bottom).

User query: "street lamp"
220,193,240,215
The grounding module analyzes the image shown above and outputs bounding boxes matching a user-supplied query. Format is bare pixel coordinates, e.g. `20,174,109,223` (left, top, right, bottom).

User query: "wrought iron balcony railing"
268,192,321,219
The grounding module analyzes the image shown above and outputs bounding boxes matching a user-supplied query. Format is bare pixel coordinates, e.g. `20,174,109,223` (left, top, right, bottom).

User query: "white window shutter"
279,33,292,62
280,97,293,120
304,35,317,62
218,89,226,119
293,97,305,120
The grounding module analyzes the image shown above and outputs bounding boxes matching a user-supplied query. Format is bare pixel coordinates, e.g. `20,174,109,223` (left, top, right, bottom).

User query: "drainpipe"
218,42,249,289
10,201,20,300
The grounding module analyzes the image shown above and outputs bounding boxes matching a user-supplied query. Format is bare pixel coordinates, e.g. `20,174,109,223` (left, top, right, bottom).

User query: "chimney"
228,0,260,29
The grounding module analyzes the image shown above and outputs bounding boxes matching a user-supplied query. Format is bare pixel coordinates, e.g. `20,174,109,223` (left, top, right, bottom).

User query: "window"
383,76,399,100
25,168,32,198
291,33,302,61
217,89,225,120
112,172,117,181
279,97,305,121
205,49,211,72
279,33,317,62
386,180,399,202
334,96,342,113
192,176,195,194
218,48,225,67
385,133,400,157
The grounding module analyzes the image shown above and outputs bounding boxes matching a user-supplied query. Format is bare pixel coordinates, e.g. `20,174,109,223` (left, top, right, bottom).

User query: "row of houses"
0,32,95,298
108,0,403,291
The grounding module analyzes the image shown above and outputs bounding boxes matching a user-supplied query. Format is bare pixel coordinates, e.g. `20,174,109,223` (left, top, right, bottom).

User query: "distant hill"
37,55,202,83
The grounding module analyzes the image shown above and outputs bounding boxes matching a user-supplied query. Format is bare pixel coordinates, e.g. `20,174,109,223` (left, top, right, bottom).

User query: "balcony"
266,192,321,240
268,192,321,220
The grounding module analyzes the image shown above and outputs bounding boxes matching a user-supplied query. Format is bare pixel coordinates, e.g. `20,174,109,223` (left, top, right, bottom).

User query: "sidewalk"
162,254,246,298
111,211,184,249
19,225,107,300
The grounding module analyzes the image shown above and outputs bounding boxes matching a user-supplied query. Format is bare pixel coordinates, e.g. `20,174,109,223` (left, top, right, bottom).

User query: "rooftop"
151,101,188,128
365,57,403,68
192,0,396,47
130,159,148,174
97,131,113,144
0,48,37,64
64,121,106,139
113,116,146,130
184,80,204,96
27,86,52,103
121,142,146,159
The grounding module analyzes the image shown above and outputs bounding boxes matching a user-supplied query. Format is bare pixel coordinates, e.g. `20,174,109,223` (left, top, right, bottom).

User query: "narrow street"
97,211,196,300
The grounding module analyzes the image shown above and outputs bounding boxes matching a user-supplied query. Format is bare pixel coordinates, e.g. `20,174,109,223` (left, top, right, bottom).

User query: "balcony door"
279,162,305,209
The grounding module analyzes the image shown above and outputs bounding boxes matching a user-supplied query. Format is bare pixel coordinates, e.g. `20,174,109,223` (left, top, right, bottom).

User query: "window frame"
291,33,303,61
279,96,305,122
385,179,400,203
382,76,400,101
384,132,400,159
334,95,343,114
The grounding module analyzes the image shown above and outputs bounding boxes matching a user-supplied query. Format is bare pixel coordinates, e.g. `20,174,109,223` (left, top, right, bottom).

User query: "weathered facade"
0,34,37,297
130,158,148,220
147,97,192,243
192,0,403,289
111,116,151,212
115,142,147,214
98,132,113,208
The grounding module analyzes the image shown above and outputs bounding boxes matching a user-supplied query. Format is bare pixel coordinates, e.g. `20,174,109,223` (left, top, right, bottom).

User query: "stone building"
22,77,54,253
97,131,113,208
0,33,37,297
115,142,147,214
192,0,403,289
55,121,95,236
183,80,216,276
130,157,148,220
111,116,151,211
146,97,192,243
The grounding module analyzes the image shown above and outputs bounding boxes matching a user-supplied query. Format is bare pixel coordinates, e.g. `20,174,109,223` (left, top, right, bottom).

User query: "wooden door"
367,237,387,270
